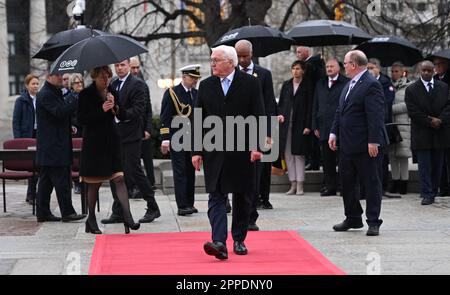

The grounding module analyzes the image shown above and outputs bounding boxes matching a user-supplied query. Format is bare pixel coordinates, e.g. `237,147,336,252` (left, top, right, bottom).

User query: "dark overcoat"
12,90,35,138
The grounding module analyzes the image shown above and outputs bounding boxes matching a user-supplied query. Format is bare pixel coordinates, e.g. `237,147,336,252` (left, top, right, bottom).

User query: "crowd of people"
10,41,450,259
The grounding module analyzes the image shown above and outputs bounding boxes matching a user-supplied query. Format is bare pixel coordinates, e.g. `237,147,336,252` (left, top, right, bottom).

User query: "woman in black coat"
78,66,139,234
12,74,40,204
277,60,312,195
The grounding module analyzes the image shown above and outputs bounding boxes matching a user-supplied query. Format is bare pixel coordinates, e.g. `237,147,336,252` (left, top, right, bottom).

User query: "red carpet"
89,230,345,275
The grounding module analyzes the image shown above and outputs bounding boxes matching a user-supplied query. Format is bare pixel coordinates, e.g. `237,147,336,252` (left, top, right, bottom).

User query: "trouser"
416,149,445,199
390,156,409,180
171,150,195,209
321,140,337,190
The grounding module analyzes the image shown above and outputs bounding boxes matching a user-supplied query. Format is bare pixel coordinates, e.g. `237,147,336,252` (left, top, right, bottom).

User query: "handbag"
386,124,402,145
272,157,287,176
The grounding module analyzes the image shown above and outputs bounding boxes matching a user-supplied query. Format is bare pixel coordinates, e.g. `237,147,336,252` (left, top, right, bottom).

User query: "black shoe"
421,198,434,205
320,186,327,194
388,180,399,194
320,189,337,197
62,213,86,222
248,223,259,231
25,198,35,205
37,214,62,222
85,218,102,234
123,221,140,234
383,192,402,199
101,214,124,224
233,241,248,255
333,220,364,231
177,207,194,216
204,241,228,260
190,207,198,213
139,208,161,223
261,201,273,209
437,191,449,197
366,225,380,236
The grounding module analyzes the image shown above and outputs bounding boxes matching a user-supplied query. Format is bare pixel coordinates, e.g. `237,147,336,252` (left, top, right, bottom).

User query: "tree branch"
120,31,206,44
279,0,301,32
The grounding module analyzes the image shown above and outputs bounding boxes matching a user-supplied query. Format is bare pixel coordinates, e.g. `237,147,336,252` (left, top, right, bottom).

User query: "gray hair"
368,58,381,69
347,50,368,67
235,39,253,52
212,45,238,67
391,61,405,68
69,73,83,89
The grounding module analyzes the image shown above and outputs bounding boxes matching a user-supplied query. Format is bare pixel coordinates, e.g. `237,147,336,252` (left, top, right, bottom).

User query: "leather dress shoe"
139,208,161,223
261,201,273,209
248,223,259,231
177,207,194,216
366,225,380,236
62,213,86,222
321,189,336,197
233,241,248,255
333,220,364,231
37,214,62,222
421,198,434,205
190,207,198,213
204,241,228,260
101,214,124,224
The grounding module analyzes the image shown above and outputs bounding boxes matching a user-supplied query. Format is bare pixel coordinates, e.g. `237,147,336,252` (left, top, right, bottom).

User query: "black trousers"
171,150,195,209
209,191,252,244
320,140,338,190
339,150,383,226
36,166,76,218
439,149,450,193
141,138,156,186
112,140,158,215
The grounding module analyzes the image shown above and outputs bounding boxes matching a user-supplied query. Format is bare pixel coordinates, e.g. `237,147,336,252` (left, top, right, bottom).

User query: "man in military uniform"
160,65,200,216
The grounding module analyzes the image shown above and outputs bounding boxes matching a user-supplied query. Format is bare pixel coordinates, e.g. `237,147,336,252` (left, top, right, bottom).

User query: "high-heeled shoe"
124,221,140,234
85,219,102,234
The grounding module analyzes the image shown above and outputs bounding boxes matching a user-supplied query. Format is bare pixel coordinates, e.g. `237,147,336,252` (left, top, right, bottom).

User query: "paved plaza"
0,181,449,275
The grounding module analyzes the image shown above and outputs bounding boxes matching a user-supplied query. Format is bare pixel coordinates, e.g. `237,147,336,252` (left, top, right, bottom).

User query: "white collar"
181,82,191,93
119,72,131,82
221,70,235,83
421,77,434,88
239,62,254,73
350,69,367,85
329,74,339,81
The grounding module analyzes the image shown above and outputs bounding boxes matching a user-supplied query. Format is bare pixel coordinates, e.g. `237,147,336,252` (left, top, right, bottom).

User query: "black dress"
77,83,122,180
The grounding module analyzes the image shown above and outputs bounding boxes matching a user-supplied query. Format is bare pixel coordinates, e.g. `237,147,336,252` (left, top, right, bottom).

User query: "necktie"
242,68,249,73
187,90,193,101
428,82,433,92
345,80,356,100
116,79,124,91
222,78,230,95
329,79,336,88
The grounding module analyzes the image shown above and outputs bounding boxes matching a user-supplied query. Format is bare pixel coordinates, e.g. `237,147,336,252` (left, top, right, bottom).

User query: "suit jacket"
12,90,35,138
252,64,277,117
113,74,146,144
434,71,450,86
278,78,313,155
405,79,450,150
160,83,197,142
193,70,265,193
312,74,350,141
331,70,389,155
36,81,77,166
77,83,122,177
377,73,395,122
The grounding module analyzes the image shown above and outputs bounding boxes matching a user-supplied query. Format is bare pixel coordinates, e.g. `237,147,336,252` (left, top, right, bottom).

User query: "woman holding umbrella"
78,66,140,234
277,60,313,195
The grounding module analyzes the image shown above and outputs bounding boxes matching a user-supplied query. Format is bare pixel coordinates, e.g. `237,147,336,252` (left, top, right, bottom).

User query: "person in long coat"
78,66,139,234
12,74,40,204
388,75,413,195
277,60,313,195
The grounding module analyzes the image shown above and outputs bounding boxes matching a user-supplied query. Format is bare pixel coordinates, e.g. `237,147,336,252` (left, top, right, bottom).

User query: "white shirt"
328,74,339,88
239,62,254,75
221,70,235,85
114,72,131,123
421,77,434,92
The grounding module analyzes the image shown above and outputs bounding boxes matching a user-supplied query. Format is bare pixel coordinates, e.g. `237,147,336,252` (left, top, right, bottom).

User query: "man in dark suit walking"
160,64,200,216
312,58,349,196
35,73,85,222
235,40,277,232
192,45,264,260
405,61,450,205
329,50,389,236
102,59,160,224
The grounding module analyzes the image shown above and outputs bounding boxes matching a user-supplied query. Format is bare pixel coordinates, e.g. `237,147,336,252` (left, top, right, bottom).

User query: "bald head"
130,56,141,76
343,50,368,78
296,46,311,61
235,39,253,69
420,60,435,82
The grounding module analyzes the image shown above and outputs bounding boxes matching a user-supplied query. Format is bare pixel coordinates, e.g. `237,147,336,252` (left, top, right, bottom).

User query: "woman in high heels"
78,66,139,234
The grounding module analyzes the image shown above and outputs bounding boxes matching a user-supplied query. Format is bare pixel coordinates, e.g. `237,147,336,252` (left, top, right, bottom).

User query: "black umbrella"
50,34,148,75
355,36,423,67
287,19,372,46
428,49,450,61
33,27,110,61
213,25,294,57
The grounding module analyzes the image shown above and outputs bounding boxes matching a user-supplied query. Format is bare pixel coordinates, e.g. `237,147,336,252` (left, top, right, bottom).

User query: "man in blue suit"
329,50,389,236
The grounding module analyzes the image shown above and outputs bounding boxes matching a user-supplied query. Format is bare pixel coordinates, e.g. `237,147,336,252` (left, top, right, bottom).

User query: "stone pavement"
0,181,449,275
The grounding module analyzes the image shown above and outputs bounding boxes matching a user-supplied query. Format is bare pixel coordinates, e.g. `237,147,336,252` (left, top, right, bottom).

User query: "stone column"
29,0,48,79
0,0,12,144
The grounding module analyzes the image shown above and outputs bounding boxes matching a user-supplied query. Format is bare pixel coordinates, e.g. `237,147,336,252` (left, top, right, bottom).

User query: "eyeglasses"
72,81,82,85
210,58,227,64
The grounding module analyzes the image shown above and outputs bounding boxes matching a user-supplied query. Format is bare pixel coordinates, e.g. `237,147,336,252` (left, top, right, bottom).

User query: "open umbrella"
50,34,148,75
287,20,372,46
213,25,294,57
428,49,450,61
355,36,423,67
33,27,110,61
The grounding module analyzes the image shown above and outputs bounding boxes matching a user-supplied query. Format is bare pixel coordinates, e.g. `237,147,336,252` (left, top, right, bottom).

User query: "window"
8,33,15,56
9,75,17,96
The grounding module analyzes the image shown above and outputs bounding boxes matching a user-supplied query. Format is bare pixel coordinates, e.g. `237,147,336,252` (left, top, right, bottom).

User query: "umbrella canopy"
33,27,110,61
355,36,423,67
213,25,294,57
428,49,450,61
287,19,372,46
50,34,148,75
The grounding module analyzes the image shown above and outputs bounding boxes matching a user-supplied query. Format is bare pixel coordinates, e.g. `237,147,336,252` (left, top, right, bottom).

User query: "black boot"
398,180,408,195
388,180,399,194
